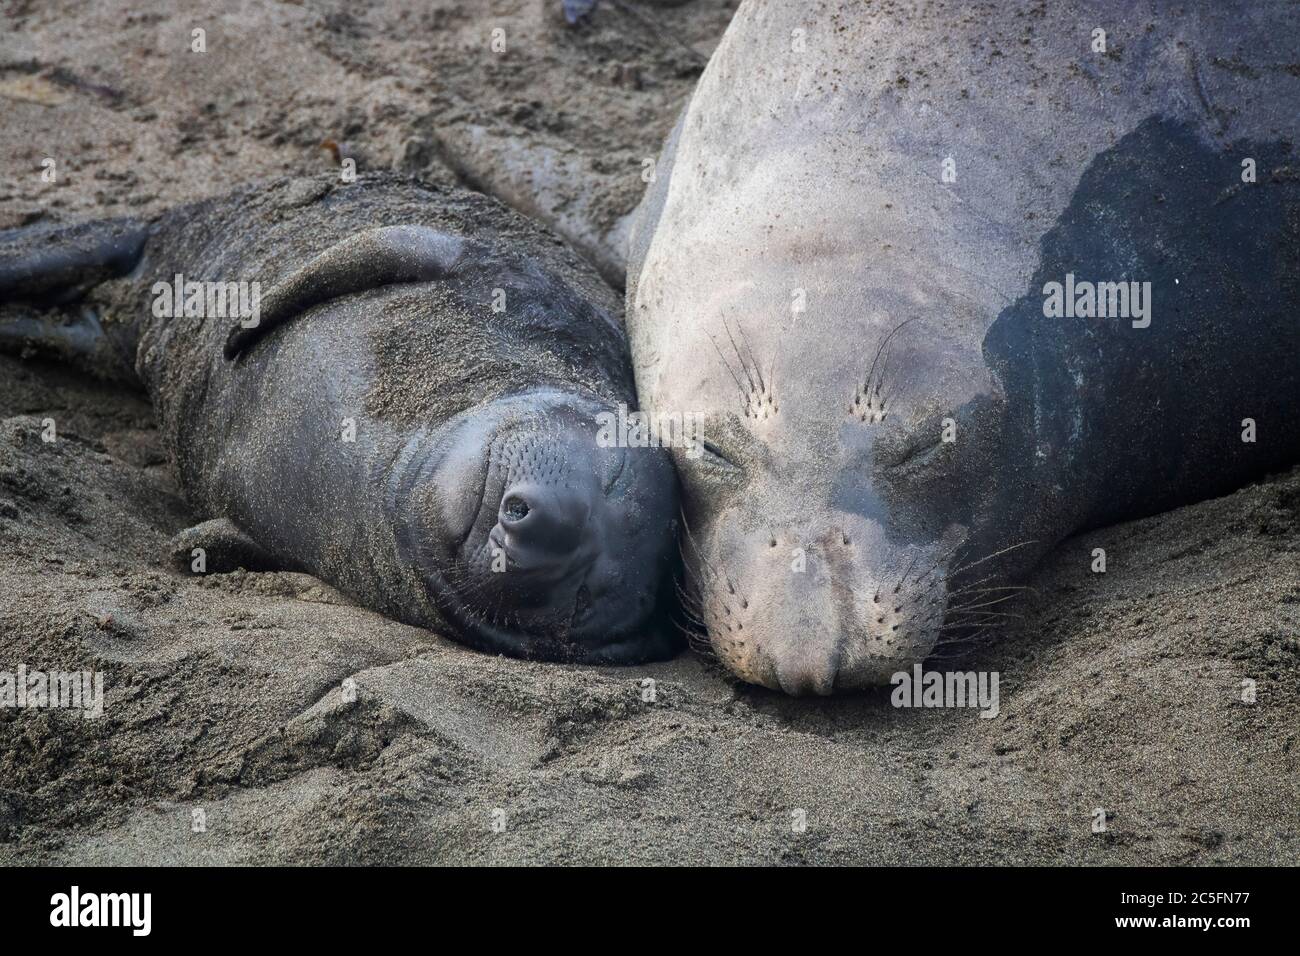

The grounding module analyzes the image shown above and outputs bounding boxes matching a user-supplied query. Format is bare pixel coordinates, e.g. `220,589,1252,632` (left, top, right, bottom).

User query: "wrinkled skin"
628,0,1300,693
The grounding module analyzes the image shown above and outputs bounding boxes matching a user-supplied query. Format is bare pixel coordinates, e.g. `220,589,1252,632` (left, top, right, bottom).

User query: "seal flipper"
167,518,300,575
223,224,468,360
0,303,143,384
0,218,149,383
0,217,147,304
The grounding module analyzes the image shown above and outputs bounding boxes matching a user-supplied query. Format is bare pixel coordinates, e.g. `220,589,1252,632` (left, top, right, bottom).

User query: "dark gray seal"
1,174,678,663
627,0,1300,693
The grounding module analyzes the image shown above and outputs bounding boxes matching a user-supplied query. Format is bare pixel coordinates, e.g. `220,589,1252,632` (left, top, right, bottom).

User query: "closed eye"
678,413,763,477
689,439,742,473
890,435,946,470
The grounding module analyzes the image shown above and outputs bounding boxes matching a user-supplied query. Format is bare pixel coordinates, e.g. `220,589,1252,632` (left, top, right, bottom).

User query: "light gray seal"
627,0,1300,693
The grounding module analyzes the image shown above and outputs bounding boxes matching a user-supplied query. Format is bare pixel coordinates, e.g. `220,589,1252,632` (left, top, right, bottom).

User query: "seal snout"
774,651,839,697
493,479,593,578
687,514,959,693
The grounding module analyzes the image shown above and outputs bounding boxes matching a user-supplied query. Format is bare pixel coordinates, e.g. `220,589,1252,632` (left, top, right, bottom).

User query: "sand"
1,0,1298,865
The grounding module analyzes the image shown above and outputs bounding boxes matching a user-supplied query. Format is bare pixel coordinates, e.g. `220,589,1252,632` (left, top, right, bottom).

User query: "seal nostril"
502,494,530,522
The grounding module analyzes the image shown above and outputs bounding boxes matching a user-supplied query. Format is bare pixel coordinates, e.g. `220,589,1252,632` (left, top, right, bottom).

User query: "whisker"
943,572,1003,595
864,316,917,392
706,332,752,412
909,537,967,588
947,584,1035,598
930,625,998,647
720,314,758,395
941,613,1019,629
947,592,1023,612
733,317,766,394
949,539,1039,577
679,508,734,596
895,548,923,590
673,578,705,620
672,619,717,658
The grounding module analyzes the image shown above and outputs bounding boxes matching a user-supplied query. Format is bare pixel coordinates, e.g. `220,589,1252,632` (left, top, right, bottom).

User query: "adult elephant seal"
0,173,677,663
627,0,1300,694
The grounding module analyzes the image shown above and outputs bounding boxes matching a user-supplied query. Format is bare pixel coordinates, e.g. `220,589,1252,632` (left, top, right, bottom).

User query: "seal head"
391,391,678,662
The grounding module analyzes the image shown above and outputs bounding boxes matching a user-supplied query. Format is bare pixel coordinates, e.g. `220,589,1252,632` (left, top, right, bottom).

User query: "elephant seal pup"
627,0,1300,693
1,173,678,663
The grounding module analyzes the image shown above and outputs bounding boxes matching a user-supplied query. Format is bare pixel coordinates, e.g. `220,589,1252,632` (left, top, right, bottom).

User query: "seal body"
2,174,678,663
628,0,1300,692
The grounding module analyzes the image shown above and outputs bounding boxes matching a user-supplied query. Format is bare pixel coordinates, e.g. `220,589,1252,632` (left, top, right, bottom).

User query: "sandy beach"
1,0,1297,865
